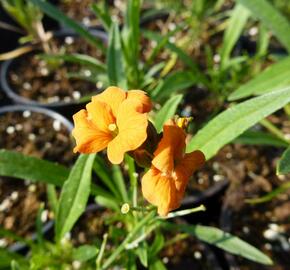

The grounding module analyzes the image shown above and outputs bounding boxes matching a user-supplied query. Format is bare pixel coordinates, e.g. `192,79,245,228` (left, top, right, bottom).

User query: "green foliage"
165,223,273,265
154,94,183,132
187,86,290,159
229,57,290,100
0,149,69,186
107,22,128,89
55,154,95,241
237,0,290,53
277,146,290,175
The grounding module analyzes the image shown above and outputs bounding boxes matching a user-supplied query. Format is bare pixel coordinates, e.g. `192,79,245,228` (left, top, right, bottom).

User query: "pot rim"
0,29,107,108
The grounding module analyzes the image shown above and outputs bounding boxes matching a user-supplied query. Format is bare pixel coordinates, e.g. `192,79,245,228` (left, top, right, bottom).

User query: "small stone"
264,243,272,250
23,110,31,118
263,229,278,240
15,124,23,131
213,174,224,182
28,184,37,193
83,69,92,77
169,36,176,43
198,178,204,184
41,210,49,223
64,96,72,103
249,27,258,36
72,261,81,269
0,239,7,247
6,126,15,134
96,81,103,88
65,36,74,45
10,191,19,201
23,82,32,90
168,23,176,31
28,133,36,141
82,17,91,26
194,251,202,260
53,120,62,131
72,91,81,100
0,199,11,211
226,152,233,159
213,54,221,63
40,67,49,76
242,226,250,234
162,257,169,264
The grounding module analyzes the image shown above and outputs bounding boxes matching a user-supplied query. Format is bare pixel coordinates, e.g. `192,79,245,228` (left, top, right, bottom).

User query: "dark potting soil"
0,111,75,246
8,35,104,104
220,142,290,270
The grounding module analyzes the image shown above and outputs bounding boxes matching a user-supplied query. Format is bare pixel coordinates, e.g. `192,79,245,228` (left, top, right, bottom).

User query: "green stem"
125,155,138,208
160,205,206,219
260,119,290,144
101,211,155,270
96,233,108,270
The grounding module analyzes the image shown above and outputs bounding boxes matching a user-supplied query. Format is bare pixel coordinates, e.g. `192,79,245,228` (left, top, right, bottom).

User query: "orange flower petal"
141,168,183,216
106,99,148,164
127,90,152,113
152,124,186,173
92,86,126,117
72,110,112,153
86,99,115,132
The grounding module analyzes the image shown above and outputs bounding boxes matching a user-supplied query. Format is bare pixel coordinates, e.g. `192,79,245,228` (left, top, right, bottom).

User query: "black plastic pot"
0,105,73,253
0,29,107,118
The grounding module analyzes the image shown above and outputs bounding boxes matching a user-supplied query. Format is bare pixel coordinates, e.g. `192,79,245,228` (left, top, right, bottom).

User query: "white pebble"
72,261,81,269
23,110,31,118
263,229,278,240
40,67,49,76
226,152,233,159
6,126,15,134
264,243,272,250
41,210,49,223
213,174,224,182
28,133,36,141
72,91,81,100
23,82,32,90
28,184,37,193
198,178,204,184
169,36,176,43
64,96,72,103
96,81,103,88
15,124,23,131
10,191,19,201
53,120,62,131
213,54,221,63
0,199,11,211
242,226,250,234
65,36,74,45
249,27,258,36
83,69,92,77
162,257,169,264
194,251,202,260
168,23,176,31
0,239,7,247
82,17,91,26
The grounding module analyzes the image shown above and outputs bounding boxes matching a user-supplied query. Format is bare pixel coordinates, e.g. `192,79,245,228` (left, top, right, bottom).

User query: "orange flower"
141,120,205,216
72,86,152,164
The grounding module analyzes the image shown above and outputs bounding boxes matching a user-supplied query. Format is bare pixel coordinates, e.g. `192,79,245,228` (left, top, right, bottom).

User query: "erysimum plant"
0,86,276,269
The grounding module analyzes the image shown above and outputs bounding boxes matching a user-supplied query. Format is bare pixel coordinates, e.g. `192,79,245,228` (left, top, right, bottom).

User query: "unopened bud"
176,117,193,129
121,203,130,214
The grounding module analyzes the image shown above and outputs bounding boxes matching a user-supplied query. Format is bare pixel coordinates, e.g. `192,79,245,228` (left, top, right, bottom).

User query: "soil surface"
0,111,75,246
8,35,105,104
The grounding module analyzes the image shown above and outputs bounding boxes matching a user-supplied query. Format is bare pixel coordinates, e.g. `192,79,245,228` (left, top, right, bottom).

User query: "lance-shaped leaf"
56,154,95,241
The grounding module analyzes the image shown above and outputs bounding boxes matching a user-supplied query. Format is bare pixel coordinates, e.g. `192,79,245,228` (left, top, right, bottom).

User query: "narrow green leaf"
173,224,273,265
93,155,121,200
149,260,167,270
56,154,95,241
107,22,127,89
0,248,27,268
221,4,250,66
30,0,101,48
40,53,106,72
95,195,120,211
73,245,99,262
152,71,196,100
112,165,128,202
187,86,290,159
246,181,290,204
229,57,290,101
237,0,290,53
0,150,69,186
277,146,290,175
154,94,183,132
91,3,112,32
137,243,148,267
234,130,289,148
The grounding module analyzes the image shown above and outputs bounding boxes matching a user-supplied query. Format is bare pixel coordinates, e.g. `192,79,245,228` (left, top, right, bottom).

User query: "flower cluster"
72,87,205,216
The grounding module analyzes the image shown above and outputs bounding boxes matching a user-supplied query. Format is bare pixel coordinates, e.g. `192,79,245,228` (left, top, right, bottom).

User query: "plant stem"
260,119,290,144
96,233,108,270
101,211,155,270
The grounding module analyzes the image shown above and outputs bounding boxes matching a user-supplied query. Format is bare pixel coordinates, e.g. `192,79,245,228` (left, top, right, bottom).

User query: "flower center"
108,123,119,137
